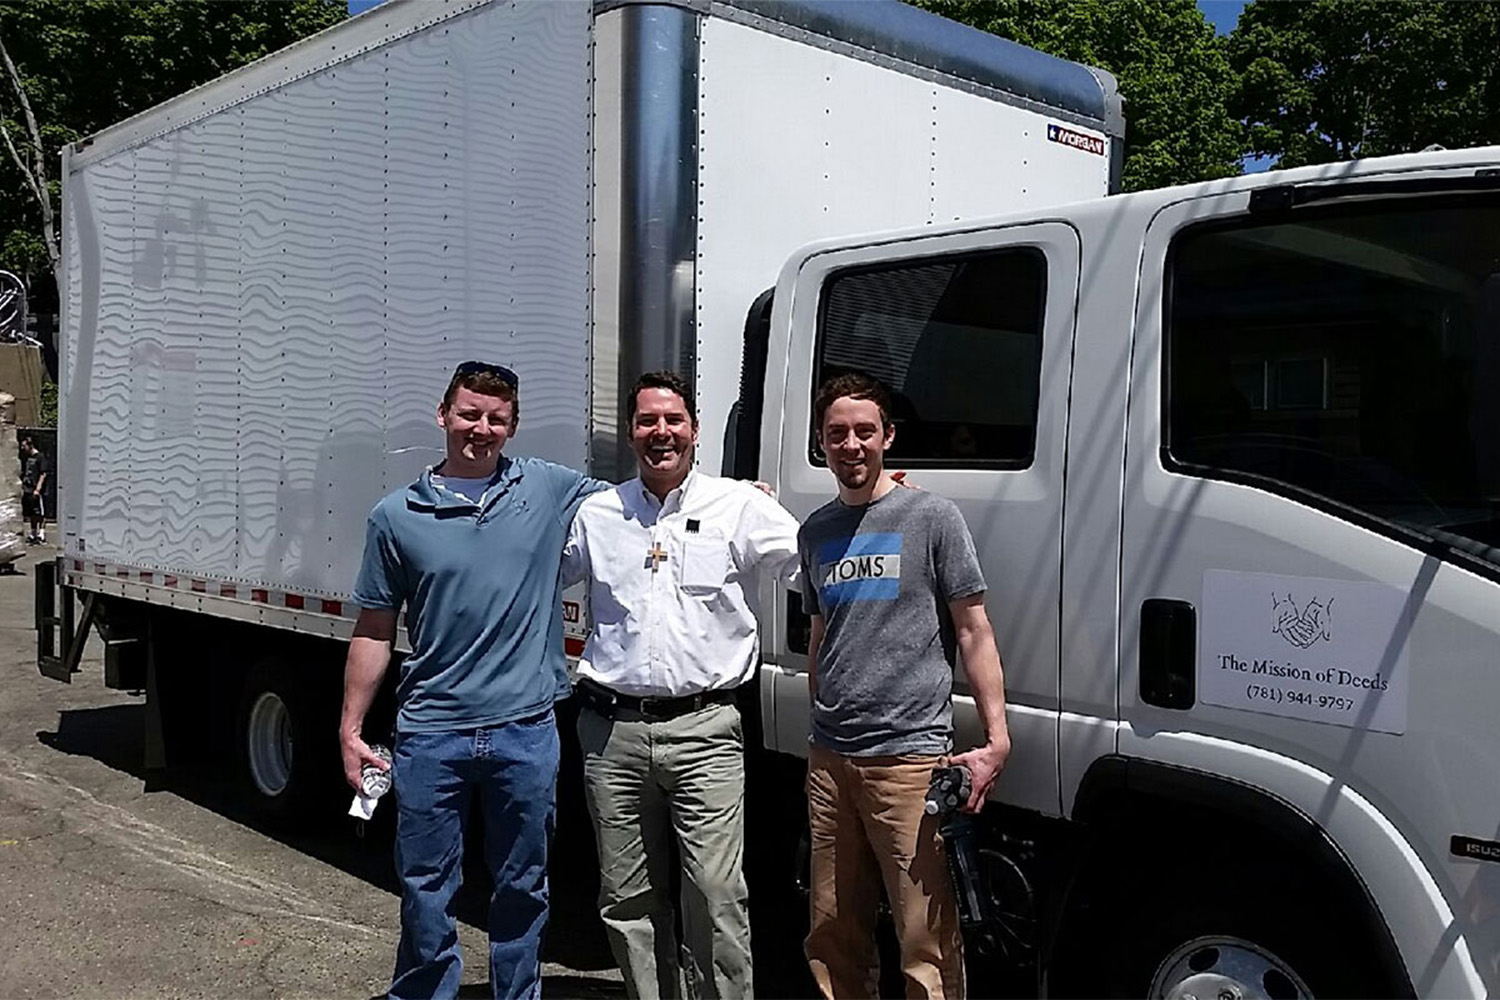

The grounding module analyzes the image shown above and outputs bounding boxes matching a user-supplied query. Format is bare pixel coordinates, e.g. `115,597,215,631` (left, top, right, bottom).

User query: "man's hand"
340,729,389,792
948,737,1010,813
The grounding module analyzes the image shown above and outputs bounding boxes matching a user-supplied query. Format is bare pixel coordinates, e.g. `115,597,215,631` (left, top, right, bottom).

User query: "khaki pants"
805,744,964,1000
577,701,752,999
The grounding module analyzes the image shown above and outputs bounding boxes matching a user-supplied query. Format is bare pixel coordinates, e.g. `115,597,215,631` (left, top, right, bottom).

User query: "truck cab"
756,146,1500,998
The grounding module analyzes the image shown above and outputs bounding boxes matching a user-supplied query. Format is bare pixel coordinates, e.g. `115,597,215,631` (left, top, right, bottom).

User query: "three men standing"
340,363,605,999
563,371,801,999
799,373,1011,999
340,362,1010,999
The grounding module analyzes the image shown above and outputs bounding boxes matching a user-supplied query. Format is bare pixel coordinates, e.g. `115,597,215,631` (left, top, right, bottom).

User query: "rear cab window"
813,249,1047,468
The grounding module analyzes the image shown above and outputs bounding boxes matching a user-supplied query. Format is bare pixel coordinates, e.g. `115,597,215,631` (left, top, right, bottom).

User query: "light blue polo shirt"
353,455,608,733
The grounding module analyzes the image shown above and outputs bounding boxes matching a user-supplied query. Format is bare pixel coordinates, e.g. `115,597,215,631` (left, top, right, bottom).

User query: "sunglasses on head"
453,361,519,388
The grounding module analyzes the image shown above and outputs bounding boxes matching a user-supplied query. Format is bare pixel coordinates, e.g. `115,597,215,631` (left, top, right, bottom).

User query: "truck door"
1118,179,1500,993
762,222,1081,817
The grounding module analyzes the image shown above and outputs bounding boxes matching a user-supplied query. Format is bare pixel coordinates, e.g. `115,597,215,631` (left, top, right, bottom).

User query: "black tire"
234,658,342,827
1050,849,1400,999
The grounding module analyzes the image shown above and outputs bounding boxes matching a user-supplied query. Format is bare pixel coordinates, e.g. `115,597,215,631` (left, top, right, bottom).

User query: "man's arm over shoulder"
733,481,802,586
534,459,613,525
561,487,614,587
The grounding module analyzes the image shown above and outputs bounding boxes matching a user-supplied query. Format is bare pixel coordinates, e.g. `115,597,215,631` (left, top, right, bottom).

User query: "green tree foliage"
912,0,1245,191
1229,0,1500,168
0,0,346,292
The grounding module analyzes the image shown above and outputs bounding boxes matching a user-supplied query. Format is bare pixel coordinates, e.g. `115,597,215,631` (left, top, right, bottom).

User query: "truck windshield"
1168,192,1500,571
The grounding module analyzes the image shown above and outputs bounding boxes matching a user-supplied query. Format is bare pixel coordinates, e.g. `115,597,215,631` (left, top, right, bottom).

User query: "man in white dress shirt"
562,370,800,999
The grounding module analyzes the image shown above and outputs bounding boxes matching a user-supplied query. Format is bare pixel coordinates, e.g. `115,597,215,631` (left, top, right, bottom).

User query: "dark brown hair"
628,370,697,424
813,372,892,430
441,371,519,426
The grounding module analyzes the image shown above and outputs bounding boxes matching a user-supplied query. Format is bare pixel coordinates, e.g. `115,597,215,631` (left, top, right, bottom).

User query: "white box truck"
37,0,1120,991
751,146,1500,997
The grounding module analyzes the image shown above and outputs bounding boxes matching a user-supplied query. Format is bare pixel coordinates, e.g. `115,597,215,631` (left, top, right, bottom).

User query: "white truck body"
43,4,1121,990
760,145,1500,996
56,0,1118,632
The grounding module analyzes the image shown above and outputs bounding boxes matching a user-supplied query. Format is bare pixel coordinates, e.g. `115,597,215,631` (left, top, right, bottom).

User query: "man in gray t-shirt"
798,373,1011,1000
800,486,986,757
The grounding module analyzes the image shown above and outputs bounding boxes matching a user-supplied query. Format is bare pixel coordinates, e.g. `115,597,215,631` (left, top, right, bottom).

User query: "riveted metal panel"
62,0,593,599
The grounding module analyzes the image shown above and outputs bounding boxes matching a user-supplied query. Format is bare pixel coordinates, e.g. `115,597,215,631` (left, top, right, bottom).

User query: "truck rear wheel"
235,660,339,826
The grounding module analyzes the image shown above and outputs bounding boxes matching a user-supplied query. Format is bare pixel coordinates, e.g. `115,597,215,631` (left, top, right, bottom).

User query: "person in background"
20,436,48,544
798,372,1011,999
339,361,608,1000
562,370,801,998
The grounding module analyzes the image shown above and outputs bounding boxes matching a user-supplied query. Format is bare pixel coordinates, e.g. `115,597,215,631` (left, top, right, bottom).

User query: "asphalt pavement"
0,544,625,999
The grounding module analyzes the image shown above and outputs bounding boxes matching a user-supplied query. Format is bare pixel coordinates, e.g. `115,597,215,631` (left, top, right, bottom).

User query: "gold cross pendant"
645,542,669,573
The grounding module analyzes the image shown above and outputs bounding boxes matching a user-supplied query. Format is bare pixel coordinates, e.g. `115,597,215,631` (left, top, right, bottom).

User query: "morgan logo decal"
1271,592,1333,649
1047,123,1106,156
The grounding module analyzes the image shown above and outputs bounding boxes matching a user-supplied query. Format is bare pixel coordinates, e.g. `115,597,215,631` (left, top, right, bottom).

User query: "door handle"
1140,598,1196,710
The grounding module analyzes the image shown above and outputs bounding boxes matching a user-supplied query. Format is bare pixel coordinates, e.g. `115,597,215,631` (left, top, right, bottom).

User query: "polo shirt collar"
408,456,522,512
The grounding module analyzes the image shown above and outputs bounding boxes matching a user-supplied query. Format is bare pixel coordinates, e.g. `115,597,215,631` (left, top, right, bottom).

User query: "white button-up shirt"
561,470,801,697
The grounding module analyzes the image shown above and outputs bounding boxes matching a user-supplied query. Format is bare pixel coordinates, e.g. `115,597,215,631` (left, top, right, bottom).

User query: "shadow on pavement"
36,699,621,993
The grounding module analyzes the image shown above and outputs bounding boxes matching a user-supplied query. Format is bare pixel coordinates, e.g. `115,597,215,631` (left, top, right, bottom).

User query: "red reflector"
251,589,268,603
565,637,585,657
220,586,237,598
321,599,342,616
164,576,178,588
284,593,305,610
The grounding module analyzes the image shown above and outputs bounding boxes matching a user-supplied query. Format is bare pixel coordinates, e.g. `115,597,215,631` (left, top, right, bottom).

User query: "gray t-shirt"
798,487,986,756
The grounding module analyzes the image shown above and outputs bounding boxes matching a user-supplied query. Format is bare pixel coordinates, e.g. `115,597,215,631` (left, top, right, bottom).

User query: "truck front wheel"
1050,849,1401,999
1148,935,1310,1000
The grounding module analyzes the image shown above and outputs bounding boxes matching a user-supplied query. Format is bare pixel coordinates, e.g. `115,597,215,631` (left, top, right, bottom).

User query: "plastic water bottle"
360,744,393,797
350,744,392,820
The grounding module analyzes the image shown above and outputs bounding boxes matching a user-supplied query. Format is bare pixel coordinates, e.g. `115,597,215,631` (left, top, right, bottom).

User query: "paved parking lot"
0,545,623,999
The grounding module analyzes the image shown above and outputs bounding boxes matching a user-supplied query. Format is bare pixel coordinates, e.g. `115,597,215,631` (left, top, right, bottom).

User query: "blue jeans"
389,711,560,1000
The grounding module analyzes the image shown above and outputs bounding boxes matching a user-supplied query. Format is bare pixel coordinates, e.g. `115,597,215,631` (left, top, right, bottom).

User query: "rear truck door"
760,221,1082,817
1118,169,1500,995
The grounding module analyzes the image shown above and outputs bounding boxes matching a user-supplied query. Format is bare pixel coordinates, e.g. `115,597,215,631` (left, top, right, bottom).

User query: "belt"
574,676,738,721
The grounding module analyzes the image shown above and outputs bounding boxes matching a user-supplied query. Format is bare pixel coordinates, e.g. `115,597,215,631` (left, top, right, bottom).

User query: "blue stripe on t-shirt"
817,532,903,606
817,531,902,563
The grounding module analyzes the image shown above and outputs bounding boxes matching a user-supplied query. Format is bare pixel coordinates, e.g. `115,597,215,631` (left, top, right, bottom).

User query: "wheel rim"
1150,935,1313,1000
246,691,294,798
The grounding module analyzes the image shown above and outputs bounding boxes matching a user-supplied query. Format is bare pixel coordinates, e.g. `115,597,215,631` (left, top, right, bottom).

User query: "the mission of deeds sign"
1199,569,1409,735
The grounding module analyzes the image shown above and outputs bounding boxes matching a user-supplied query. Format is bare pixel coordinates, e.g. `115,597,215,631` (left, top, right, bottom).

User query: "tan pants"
805,744,965,1000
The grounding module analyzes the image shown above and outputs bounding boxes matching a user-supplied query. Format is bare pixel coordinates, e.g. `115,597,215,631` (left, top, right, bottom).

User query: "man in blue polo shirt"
338,361,607,1000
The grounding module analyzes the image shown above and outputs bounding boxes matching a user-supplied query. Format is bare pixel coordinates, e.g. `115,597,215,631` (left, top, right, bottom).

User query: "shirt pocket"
679,531,729,596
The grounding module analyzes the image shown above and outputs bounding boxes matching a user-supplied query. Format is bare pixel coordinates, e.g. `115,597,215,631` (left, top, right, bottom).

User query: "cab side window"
814,249,1046,468
1168,195,1500,573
